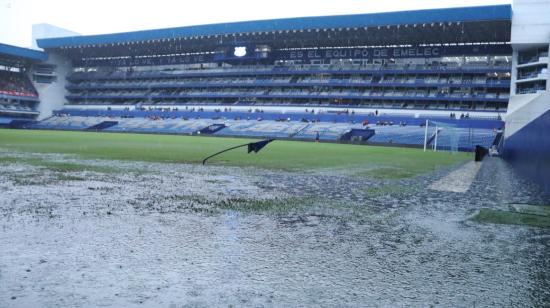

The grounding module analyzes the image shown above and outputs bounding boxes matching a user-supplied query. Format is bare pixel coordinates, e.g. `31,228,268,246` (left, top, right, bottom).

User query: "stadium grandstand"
26,5,512,151
0,43,47,128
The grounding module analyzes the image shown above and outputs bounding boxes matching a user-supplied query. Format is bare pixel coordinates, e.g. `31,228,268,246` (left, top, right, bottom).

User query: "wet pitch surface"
0,152,549,307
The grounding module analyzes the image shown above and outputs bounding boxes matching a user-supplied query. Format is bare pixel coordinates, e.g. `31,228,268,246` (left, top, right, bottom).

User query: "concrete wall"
33,51,72,120
511,0,550,45
505,92,549,137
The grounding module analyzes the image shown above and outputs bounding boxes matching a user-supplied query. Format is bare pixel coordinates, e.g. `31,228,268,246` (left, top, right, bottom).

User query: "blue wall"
504,109,550,193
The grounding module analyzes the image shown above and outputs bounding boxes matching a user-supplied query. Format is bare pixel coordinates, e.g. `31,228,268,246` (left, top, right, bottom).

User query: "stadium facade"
0,2,549,191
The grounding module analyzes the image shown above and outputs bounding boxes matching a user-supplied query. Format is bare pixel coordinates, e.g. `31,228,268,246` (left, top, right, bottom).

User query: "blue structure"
26,5,514,155
34,5,512,114
37,5,511,49
0,43,48,63
504,110,550,192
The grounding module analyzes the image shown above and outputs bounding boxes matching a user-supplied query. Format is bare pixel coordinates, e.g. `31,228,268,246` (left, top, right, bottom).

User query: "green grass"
54,174,87,181
216,196,315,213
365,184,412,197
472,208,550,229
0,129,470,178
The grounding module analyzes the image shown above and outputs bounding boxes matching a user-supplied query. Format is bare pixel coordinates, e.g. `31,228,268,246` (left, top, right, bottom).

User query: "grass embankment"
0,129,470,178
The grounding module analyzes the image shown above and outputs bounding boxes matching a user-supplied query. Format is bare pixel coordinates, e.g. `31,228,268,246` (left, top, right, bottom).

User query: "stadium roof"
38,5,511,49
0,43,48,62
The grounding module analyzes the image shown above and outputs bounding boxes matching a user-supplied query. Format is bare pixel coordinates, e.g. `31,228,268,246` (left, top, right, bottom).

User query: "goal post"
423,119,428,152
424,119,459,154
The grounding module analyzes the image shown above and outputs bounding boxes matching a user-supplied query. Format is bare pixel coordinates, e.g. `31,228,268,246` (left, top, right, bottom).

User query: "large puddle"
0,153,549,307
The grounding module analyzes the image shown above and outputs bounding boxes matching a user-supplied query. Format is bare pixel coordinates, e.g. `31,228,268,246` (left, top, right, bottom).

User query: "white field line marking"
429,161,482,193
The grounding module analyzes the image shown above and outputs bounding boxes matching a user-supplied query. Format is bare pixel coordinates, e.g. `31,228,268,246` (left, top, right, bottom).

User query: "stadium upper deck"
0,43,47,124
35,5,513,115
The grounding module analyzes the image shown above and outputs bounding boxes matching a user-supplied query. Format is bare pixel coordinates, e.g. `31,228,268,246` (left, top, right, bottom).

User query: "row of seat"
68,89,510,100
0,71,38,98
69,62,511,80
0,104,35,112
71,75,508,88
32,115,497,150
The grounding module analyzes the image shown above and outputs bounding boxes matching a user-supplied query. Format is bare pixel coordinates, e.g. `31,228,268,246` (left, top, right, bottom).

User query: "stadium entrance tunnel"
85,121,119,131
198,123,226,135
339,128,375,143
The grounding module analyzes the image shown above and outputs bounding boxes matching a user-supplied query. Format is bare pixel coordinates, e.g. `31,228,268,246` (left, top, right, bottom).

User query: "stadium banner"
75,54,214,67
275,45,511,61
73,44,510,67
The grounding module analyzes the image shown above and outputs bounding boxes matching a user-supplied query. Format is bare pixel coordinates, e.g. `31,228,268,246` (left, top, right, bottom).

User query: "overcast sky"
1,0,510,48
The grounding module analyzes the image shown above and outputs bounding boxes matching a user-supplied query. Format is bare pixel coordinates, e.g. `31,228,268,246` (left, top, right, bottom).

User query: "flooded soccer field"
0,146,549,307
